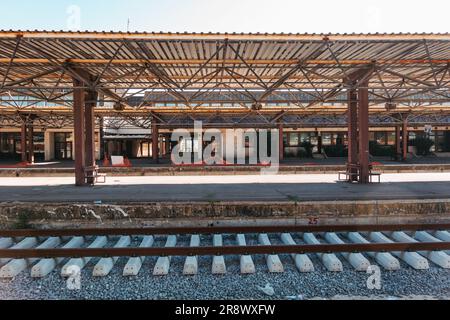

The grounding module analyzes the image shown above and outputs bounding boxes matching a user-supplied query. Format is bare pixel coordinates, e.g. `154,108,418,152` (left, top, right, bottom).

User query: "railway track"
0,223,450,279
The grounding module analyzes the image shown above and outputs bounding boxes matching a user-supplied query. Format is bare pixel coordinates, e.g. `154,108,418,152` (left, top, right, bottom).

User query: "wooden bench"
84,165,106,184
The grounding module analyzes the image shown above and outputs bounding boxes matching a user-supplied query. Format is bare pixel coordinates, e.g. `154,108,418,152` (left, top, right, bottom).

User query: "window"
54,132,73,160
300,133,310,143
322,133,332,145
288,133,299,146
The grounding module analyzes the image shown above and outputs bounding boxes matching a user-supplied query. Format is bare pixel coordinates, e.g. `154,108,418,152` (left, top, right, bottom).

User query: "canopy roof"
0,30,449,113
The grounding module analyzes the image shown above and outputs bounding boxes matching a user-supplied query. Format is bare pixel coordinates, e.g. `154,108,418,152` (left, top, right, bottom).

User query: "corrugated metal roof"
1,30,449,36
0,29,448,108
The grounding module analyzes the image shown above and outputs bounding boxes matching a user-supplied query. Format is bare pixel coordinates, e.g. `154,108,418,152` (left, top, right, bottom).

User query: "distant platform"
1,162,450,178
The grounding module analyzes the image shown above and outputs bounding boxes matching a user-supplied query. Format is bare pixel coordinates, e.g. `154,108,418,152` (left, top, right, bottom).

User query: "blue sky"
2,0,449,33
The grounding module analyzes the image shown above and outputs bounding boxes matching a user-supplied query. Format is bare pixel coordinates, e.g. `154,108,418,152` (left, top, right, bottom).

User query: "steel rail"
1,242,450,259
1,223,449,237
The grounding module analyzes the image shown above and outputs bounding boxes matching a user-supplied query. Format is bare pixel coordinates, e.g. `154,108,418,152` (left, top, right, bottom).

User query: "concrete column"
152,119,159,163
20,121,27,163
347,88,358,181
316,132,322,154
85,90,97,184
278,123,284,161
27,123,34,164
44,130,54,161
99,116,104,160
358,81,370,184
73,78,86,186
402,120,408,161
165,134,171,155
395,125,401,160
96,130,101,160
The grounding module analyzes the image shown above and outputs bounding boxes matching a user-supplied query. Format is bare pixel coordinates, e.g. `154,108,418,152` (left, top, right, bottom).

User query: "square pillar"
347,88,358,181
44,130,54,161
395,125,401,160
27,124,34,164
20,121,27,163
165,133,171,155
316,131,322,154
99,117,105,160
152,119,159,162
278,123,284,161
358,81,370,184
85,90,98,184
73,78,86,186
402,120,408,161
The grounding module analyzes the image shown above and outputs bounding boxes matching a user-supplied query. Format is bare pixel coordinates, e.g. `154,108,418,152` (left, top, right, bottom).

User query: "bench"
84,165,106,184
338,164,381,183
338,170,359,181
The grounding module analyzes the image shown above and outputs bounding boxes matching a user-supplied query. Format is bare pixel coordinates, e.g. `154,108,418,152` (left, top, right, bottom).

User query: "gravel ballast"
0,254,449,300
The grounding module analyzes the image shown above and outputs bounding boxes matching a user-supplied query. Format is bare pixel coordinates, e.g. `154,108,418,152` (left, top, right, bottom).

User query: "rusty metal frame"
0,32,449,133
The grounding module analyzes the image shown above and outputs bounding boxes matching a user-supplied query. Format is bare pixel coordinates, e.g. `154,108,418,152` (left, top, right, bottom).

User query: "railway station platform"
0,172,448,229
0,172,449,203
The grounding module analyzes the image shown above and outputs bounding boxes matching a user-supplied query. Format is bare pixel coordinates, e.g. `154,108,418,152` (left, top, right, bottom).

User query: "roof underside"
0,31,449,116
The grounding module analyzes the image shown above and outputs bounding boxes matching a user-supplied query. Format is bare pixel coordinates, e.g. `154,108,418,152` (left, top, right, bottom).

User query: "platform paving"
0,173,449,202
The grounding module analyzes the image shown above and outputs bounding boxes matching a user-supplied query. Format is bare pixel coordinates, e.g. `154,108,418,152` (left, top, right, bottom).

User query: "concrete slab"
390,232,450,269
0,237,37,266
212,235,226,275
0,238,13,249
61,236,107,277
346,232,400,271
183,235,200,275
303,233,343,272
93,236,131,277
434,230,450,242
123,236,154,276
280,233,314,272
236,234,255,274
369,232,429,270
31,236,84,278
324,233,370,271
0,237,60,278
432,231,450,255
153,235,177,276
258,234,284,273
